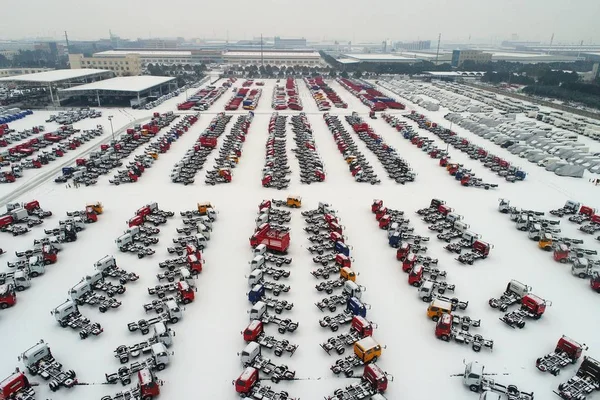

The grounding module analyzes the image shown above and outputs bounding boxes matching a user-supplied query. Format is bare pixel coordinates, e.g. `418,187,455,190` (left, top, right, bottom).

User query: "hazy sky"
2,0,599,44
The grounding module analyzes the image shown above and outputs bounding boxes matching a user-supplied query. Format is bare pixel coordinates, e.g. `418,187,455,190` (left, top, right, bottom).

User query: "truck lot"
0,76,599,400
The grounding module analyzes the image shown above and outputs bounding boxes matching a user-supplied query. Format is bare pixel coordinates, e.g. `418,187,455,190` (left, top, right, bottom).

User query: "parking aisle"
305,113,357,187
227,112,269,188
295,77,321,114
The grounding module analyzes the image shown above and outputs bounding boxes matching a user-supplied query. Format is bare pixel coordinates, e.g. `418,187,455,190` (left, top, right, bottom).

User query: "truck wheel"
441,334,449,341
579,273,586,279
99,306,107,313
431,316,439,322
469,385,479,392
331,325,338,332
171,317,179,324
344,370,354,378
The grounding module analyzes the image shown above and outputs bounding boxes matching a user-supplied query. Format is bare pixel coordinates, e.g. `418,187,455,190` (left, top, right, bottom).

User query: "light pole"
108,115,115,142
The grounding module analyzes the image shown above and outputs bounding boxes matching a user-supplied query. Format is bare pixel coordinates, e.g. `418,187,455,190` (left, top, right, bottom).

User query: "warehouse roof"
95,50,193,57
60,76,176,93
343,54,420,63
223,51,321,58
0,68,111,83
345,54,414,61
336,58,360,64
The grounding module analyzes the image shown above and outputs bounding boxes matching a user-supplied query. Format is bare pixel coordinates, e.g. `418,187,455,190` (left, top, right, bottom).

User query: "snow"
60,76,176,93
0,77,599,400
0,69,109,83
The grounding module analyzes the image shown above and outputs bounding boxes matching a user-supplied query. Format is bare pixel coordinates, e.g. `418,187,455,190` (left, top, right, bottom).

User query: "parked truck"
51,300,103,339
249,223,290,254
463,361,533,399
554,356,600,399
19,341,77,392
536,336,586,376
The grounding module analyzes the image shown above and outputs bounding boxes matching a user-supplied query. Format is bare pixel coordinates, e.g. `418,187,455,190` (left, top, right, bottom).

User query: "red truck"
249,223,290,254
0,371,35,399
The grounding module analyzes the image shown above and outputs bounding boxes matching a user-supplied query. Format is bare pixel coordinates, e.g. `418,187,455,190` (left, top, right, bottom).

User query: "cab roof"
356,336,379,350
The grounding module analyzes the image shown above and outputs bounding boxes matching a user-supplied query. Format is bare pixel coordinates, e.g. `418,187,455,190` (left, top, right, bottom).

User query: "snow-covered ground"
0,77,599,400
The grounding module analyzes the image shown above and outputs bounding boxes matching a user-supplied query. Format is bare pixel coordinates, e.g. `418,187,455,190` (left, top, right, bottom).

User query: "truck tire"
170,317,179,324
469,385,479,392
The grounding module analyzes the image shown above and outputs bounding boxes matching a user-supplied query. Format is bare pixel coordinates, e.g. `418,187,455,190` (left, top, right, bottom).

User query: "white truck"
20,341,77,392
51,300,103,339
463,361,533,399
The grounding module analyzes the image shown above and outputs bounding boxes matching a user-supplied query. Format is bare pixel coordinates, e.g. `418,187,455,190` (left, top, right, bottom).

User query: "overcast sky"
2,0,599,44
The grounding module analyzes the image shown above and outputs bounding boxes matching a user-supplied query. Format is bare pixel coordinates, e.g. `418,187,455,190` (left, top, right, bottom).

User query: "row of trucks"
100,204,214,397
489,279,551,329
415,198,493,264
0,200,52,236
375,199,492,354
235,201,298,399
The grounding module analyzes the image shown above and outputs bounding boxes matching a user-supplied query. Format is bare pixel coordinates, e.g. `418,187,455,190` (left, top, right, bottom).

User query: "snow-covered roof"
95,50,192,57
223,51,321,58
336,58,360,64
60,76,176,93
343,54,420,63
0,69,111,83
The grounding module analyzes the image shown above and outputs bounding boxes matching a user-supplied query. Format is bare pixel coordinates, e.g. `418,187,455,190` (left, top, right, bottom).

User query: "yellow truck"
197,202,213,215
86,202,103,214
538,233,554,251
286,196,301,208
340,267,357,282
353,337,382,363
427,299,453,321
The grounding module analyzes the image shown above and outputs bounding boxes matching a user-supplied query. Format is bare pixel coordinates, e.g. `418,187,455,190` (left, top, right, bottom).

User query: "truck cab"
21,342,53,371
152,322,173,347
95,255,117,272
116,233,133,249
363,363,390,392
249,255,265,271
0,284,17,309
252,244,267,256
52,300,79,323
249,301,267,321
248,270,264,286
243,320,264,342
346,296,368,318
164,300,182,323
234,367,259,394
505,280,531,298
354,337,382,363
343,280,364,300
418,280,437,301
149,343,170,370
286,196,301,208
336,253,351,268
69,280,92,302
553,244,570,263
538,233,554,251
176,281,195,304
340,267,356,282
134,369,160,398
521,294,550,318
240,341,261,366
0,371,34,399
571,258,592,278
427,299,453,321
463,361,485,391
435,313,454,340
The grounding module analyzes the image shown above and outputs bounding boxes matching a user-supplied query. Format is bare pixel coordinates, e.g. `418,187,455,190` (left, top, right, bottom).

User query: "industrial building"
340,53,423,64
69,53,142,76
69,49,223,73
0,68,54,78
59,75,177,107
0,69,114,105
222,50,324,66
451,50,493,67
274,37,308,49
